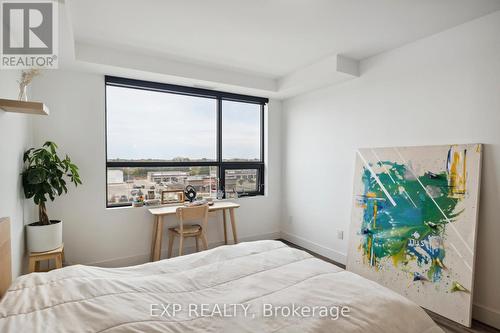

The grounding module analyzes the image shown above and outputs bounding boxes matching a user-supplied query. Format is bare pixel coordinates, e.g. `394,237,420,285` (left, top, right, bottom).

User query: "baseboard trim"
84,231,282,268
473,303,500,329
280,231,347,265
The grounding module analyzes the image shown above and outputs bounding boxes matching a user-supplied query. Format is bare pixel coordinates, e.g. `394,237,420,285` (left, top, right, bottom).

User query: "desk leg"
229,208,238,244
150,216,158,261
222,209,228,245
153,216,164,261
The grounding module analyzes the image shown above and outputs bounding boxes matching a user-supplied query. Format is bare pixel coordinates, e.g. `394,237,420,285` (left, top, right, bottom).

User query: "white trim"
280,231,347,265
473,303,500,329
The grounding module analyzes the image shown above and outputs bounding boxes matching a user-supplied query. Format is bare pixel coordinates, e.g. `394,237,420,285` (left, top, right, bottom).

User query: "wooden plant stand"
28,244,64,273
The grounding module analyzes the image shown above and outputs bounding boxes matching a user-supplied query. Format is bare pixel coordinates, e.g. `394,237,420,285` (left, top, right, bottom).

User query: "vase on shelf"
18,84,28,102
17,69,41,102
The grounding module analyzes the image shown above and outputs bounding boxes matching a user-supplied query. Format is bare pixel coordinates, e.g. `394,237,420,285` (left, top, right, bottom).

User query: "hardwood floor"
427,311,499,333
277,239,500,333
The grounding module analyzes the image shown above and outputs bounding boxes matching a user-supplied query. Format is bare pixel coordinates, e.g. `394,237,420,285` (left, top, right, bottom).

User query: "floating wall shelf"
0,99,49,115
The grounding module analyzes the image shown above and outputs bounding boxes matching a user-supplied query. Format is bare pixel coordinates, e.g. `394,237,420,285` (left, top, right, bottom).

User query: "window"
223,168,262,199
222,100,262,161
107,166,218,206
105,76,267,207
107,86,217,162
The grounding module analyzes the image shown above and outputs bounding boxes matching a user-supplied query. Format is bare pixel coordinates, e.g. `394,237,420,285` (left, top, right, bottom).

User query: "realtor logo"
1,0,58,69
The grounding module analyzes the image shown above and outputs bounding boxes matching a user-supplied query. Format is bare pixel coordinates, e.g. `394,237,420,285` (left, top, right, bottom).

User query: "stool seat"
28,244,64,273
30,244,64,256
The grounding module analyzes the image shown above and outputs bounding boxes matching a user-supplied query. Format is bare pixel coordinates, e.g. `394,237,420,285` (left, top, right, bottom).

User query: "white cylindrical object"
26,221,63,253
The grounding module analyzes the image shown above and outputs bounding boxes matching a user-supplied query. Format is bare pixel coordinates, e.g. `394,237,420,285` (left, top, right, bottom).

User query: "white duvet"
0,240,442,333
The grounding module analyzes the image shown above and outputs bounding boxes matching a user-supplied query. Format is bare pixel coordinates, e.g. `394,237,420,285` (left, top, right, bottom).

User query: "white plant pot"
26,220,63,253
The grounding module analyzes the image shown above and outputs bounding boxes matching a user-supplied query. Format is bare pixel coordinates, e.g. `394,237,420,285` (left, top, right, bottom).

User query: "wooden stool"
28,244,64,273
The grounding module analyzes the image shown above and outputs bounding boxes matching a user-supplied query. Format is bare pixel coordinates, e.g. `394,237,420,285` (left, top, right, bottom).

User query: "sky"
106,86,261,161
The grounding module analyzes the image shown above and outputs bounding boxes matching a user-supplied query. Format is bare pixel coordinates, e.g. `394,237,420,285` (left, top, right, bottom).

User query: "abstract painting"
347,144,482,326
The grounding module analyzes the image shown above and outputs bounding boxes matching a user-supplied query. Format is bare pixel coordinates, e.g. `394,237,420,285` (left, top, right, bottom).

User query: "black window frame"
105,76,268,208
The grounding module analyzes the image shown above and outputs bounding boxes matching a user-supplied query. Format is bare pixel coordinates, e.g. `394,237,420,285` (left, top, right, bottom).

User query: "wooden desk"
149,201,240,261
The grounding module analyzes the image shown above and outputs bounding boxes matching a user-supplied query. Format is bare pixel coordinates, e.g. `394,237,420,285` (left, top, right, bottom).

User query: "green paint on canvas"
358,161,462,282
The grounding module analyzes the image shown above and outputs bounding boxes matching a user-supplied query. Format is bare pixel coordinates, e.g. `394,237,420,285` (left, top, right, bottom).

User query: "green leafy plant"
22,142,82,225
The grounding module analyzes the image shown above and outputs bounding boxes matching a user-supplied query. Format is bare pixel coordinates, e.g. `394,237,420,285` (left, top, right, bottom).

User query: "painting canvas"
347,144,482,327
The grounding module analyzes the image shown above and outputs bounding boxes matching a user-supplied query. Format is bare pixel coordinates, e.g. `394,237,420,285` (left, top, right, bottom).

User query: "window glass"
107,166,217,207
106,86,217,162
224,169,259,198
222,100,261,161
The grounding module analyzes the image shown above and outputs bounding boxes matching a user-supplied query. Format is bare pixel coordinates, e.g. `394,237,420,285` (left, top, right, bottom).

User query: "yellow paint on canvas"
391,246,407,267
449,149,466,198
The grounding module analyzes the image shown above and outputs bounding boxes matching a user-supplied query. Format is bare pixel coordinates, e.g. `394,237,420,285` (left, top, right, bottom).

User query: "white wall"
0,71,34,277
30,69,282,266
281,11,500,328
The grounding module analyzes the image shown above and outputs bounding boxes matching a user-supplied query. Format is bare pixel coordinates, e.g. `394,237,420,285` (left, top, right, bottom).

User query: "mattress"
0,240,443,332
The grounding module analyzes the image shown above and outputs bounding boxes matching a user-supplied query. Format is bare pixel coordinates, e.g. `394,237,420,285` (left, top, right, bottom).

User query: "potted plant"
22,142,82,252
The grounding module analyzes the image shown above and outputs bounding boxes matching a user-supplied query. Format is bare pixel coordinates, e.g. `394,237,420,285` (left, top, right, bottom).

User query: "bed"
0,239,443,332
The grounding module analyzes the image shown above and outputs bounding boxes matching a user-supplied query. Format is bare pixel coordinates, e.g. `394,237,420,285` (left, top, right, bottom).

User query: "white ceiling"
65,0,500,97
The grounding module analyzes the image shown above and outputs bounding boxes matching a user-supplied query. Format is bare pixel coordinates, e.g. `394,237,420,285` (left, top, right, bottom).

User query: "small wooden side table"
28,244,64,273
